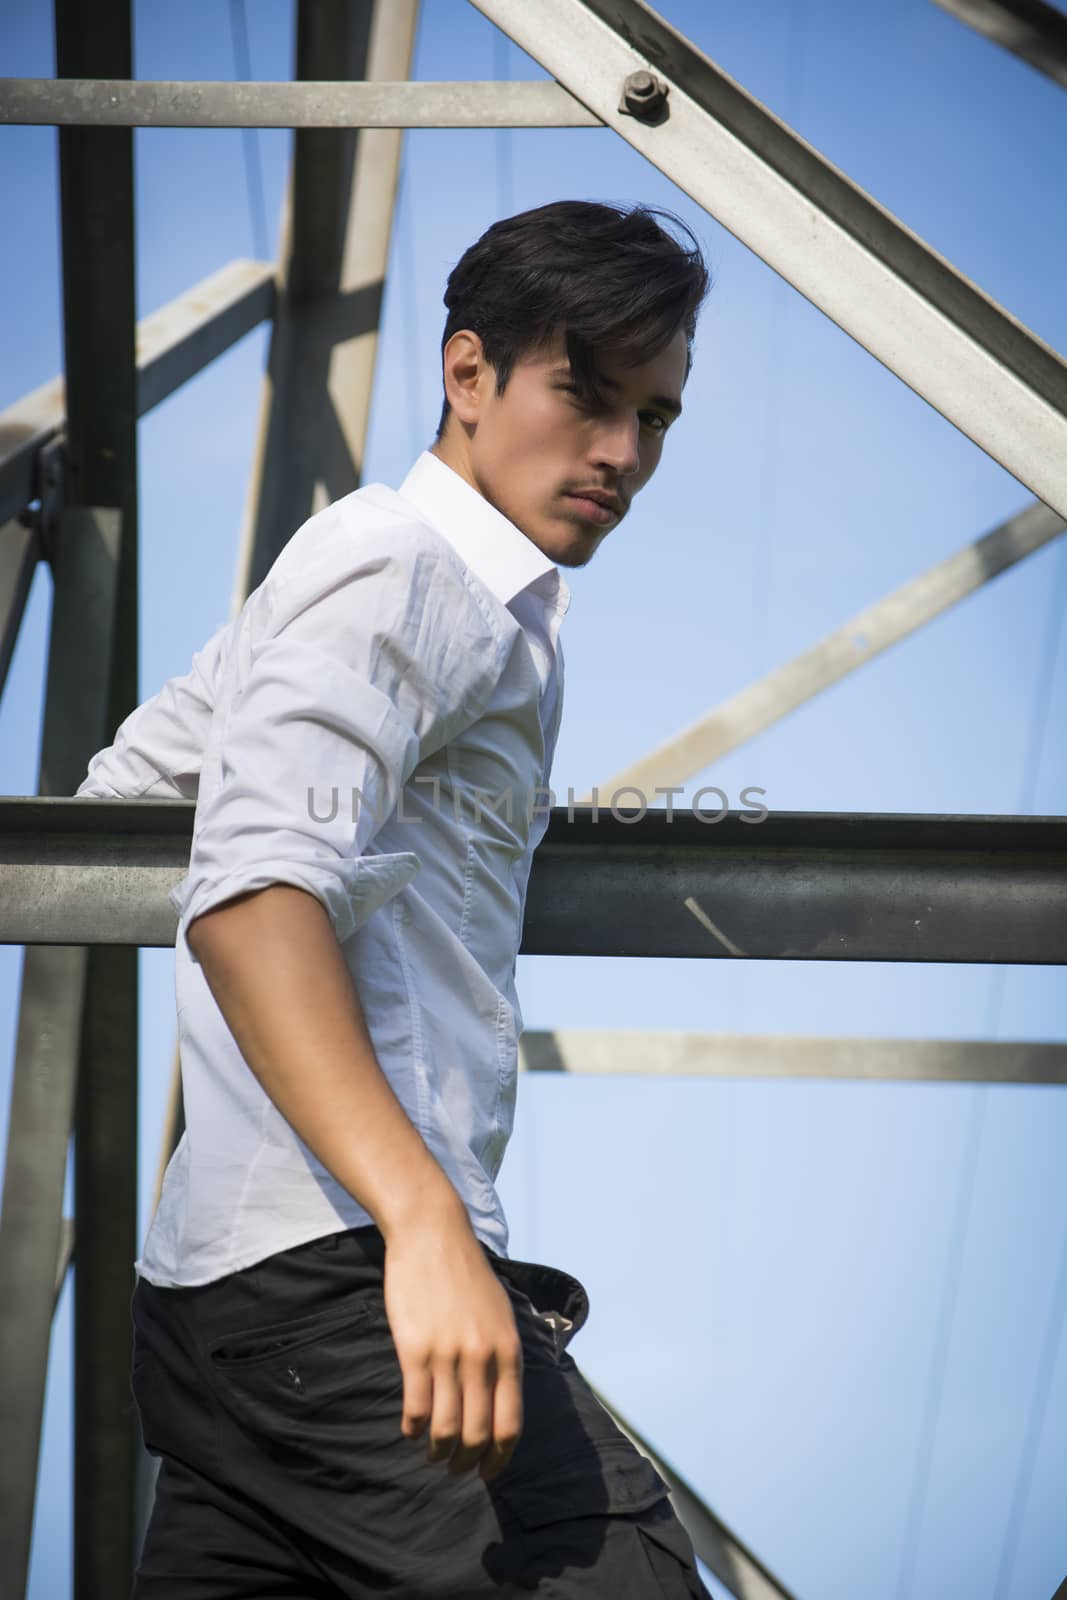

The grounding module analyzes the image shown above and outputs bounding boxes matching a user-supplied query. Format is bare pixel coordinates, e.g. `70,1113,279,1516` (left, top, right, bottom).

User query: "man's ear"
441,330,485,427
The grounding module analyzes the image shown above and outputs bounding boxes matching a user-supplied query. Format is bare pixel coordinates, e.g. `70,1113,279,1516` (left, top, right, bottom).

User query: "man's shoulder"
263,484,504,630
265,482,434,575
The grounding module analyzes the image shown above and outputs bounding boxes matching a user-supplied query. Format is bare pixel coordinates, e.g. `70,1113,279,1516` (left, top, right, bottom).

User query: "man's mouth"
564,490,622,525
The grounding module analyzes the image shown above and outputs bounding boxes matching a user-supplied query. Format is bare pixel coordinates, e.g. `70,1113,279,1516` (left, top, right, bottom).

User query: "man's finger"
447,1356,494,1473
484,1364,523,1477
427,1363,462,1461
401,1359,433,1440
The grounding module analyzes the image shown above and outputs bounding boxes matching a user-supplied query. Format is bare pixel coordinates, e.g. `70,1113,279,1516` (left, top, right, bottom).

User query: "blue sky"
1,1,1065,1596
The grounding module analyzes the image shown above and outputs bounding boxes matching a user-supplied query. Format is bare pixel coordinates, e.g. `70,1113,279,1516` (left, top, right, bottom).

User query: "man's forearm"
185,884,467,1242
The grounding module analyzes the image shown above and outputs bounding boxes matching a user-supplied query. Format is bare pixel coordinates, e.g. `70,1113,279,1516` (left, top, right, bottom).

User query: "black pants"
132,1224,711,1597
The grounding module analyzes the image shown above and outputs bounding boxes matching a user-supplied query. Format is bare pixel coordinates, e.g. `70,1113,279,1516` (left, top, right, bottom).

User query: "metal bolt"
619,69,669,123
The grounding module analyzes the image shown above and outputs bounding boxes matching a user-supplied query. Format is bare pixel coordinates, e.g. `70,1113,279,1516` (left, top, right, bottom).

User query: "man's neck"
429,438,481,499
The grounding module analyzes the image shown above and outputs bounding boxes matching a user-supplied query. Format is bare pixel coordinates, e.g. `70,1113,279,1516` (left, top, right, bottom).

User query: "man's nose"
591,414,641,476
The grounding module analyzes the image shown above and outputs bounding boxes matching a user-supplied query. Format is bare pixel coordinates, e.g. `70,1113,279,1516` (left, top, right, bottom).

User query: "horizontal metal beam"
592,499,1066,798
528,807,1067,962
0,257,275,527
520,1030,1067,1083
1,799,1065,963
932,0,1067,90
469,0,1067,520
0,78,603,128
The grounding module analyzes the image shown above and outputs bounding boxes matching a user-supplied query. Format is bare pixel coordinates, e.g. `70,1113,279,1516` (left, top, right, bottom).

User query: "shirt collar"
397,450,571,615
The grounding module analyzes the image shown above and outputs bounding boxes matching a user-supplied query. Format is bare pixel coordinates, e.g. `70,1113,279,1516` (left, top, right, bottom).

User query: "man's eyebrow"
546,363,683,417
648,392,683,418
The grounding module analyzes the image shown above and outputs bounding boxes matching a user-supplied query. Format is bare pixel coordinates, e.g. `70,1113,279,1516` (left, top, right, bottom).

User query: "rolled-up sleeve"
168,520,507,959
76,619,229,801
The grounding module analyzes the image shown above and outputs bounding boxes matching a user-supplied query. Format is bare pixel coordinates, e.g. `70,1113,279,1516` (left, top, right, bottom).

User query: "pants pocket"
497,1436,670,1531
207,1302,379,1366
635,1499,712,1598
207,1302,404,1492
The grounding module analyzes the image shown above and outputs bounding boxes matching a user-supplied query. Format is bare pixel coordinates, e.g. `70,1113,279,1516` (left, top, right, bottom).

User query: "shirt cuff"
168,850,420,961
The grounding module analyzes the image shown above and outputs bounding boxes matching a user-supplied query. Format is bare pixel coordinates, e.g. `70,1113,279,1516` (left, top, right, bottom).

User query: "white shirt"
75,451,570,1285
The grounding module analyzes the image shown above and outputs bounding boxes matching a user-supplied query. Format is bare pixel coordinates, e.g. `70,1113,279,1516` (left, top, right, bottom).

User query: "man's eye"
558,385,668,432
558,383,596,411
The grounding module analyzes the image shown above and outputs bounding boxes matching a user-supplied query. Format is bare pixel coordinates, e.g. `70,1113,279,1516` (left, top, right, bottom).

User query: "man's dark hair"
435,199,711,440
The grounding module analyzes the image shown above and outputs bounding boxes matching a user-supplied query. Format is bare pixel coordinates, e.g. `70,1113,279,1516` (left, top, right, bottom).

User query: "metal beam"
0,257,275,528
37,512,124,790
587,1377,798,1600
2,799,1066,964
52,4,141,1592
55,1216,75,1305
233,0,419,595
0,519,41,702
932,0,1067,90
589,499,1065,799
74,936,141,1599
135,259,275,411
0,946,89,1593
54,1216,75,1304
0,76,602,128
524,808,1067,962
0,504,123,1599
467,0,1067,520
520,1029,1067,1084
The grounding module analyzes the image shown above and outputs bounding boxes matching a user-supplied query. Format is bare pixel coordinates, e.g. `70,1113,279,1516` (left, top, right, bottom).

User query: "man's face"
435,326,688,567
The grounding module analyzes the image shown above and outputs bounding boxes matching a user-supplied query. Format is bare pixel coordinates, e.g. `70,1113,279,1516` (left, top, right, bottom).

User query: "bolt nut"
619,69,669,123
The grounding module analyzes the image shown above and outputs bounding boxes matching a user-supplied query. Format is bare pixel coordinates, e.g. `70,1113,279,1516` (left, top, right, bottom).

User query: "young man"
78,199,711,1596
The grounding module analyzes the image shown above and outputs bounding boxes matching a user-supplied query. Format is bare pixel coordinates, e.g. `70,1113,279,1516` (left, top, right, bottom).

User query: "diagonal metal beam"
54,1216,75,1304
467,0,1067,519
0,257,275,528
586,499,1065,800
134,259,275,411
0,76,602,128
520,1029,1067,1084
232,0,419,599
0,504,123,1600
0,519,41,702
0,947,89,1594
932,0,1067,90
587,1376,799,1600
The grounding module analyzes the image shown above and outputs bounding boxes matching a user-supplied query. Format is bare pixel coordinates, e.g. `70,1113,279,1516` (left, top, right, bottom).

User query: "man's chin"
543,531,601,569
519,507,609,566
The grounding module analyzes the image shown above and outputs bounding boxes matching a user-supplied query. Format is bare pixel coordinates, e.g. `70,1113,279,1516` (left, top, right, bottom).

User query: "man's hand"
383,1212,524,1482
